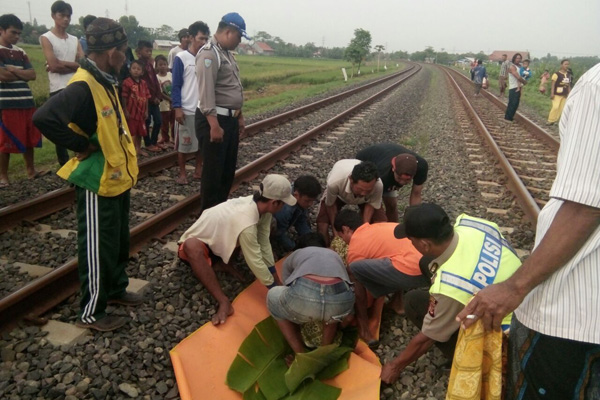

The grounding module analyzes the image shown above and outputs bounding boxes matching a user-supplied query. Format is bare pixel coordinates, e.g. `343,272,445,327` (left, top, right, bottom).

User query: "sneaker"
75,316,127,332
107,291,144,306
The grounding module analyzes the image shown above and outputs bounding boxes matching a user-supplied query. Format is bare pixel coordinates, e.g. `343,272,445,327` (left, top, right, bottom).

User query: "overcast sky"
4,0,599,58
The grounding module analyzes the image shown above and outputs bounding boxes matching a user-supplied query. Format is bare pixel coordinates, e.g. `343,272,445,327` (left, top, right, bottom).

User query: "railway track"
0,64,421,331
0,66,416,232
442,66,559,224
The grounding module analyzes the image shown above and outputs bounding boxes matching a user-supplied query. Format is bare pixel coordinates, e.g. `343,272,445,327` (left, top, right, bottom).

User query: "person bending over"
178,174,296,325
267,232,355,359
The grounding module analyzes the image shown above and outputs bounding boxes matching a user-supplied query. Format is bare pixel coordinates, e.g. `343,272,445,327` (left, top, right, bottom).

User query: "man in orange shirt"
334,209,429,344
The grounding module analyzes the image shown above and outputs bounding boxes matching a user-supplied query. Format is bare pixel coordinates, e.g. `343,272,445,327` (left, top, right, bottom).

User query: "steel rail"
443,67,541,223
448,67,560,152
0,65,421,331
0,67,415,233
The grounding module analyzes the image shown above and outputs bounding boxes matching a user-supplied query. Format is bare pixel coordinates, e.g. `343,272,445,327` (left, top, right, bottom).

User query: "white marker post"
341,68,348,82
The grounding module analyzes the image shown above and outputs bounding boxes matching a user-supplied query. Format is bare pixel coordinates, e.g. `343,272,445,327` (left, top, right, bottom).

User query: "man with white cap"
178,174,296,325
195,12,250,211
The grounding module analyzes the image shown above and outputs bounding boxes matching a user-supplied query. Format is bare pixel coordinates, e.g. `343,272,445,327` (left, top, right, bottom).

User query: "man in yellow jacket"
380,203,521,384
33,18,140,332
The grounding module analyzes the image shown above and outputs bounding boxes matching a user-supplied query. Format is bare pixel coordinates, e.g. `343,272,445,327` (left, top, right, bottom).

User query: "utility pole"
125,0,129,15
27,1,32,24
105,9,110,18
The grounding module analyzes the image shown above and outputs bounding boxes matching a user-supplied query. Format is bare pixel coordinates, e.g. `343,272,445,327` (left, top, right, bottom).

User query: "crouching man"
267,233,355,356
178,174,296,325
334,209,429,346
380,203,521,384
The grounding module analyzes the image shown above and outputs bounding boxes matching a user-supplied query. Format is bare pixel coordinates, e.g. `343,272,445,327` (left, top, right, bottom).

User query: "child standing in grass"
155,55,174,148
121,60,150,157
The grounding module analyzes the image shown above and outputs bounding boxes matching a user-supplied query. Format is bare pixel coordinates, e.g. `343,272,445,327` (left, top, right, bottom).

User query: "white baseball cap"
260,175,296,206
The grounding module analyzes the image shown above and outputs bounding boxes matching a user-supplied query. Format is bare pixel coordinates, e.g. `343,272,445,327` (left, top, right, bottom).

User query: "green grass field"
8,44,403,180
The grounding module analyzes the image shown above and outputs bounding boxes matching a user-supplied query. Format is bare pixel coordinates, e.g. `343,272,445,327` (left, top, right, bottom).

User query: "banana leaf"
282,380,341,400
285,328,358,393
244,383,267,400
226,317,292,396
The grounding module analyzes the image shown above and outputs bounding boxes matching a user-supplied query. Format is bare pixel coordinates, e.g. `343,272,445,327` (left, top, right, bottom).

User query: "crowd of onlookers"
470,53,573,124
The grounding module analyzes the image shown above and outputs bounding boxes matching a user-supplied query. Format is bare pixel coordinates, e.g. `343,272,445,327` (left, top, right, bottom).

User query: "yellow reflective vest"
430,214,521,329
57,68,138,197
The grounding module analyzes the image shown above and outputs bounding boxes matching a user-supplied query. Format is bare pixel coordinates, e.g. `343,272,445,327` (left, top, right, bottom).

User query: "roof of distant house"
489,50,531,61
255,42,274,52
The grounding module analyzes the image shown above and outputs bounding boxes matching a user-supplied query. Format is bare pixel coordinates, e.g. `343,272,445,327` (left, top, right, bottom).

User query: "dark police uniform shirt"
356,143,428,193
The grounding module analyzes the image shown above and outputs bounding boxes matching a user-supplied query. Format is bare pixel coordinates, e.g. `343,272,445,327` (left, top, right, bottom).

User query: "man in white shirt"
40,0,83,166
178,175,296,326
168,28,189,71
316,159,385,245
457,62,600,399
171,21,209,184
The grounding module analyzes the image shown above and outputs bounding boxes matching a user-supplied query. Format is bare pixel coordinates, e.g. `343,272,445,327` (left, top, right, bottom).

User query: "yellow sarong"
446,320,503,400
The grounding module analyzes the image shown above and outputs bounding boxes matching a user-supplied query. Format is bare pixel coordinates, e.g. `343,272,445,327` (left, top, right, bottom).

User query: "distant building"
237,43,256,55
153,40,179,50
252,42,275,56
489,50,531,62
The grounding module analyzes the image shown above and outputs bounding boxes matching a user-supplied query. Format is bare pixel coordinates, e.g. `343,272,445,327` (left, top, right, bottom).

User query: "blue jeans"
267,277,355,324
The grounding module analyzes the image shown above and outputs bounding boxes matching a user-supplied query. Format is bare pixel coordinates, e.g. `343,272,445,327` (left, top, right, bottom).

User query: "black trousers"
49,90,70,166
504,88,521,121
404,289,459,361
195,110,240,211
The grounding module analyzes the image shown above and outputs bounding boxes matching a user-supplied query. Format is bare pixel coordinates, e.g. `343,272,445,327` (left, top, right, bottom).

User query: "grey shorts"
174,114,200,153
267,277,355,324
349,258,430,298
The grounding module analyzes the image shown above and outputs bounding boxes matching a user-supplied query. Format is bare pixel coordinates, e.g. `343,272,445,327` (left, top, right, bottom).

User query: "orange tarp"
170,260,382,400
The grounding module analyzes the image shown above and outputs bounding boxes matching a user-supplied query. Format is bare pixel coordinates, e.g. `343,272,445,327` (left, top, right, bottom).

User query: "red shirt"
140,58,161,101
121,78,150,122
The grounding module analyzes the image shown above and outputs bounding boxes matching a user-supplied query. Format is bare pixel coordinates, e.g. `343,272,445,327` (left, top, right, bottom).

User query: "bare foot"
175,175,188,185
192,174,202,180
386,292,406,315
211,301,234,325
138,150,149,157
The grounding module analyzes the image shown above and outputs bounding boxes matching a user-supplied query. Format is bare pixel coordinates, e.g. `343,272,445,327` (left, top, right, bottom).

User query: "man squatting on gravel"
33,18,144,332
380,203,521,384
177,174,296,325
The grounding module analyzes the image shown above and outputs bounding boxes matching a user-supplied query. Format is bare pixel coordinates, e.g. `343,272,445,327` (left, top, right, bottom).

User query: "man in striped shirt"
0,14,45,187
458,62,600,399
498,54,509,97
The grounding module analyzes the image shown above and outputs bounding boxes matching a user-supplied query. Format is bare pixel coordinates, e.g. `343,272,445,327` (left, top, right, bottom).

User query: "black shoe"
76,316,127,332
107,291,144,306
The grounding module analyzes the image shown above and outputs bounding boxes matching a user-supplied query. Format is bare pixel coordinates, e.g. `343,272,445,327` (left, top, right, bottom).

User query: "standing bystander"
472,59,488,96
136,40,162,153
33,18,142,332
167,29,189,70
195,12,249,211
40,0,84,166
547,59,573,125
155,55,173,148
172,21,210,185
457,62,600,400
504,53,528,121
0,14,47,187
78,15,96,56
121,60,150,156
498,54,509,97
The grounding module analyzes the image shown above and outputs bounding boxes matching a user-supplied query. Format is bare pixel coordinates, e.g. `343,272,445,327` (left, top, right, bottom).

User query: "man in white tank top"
40,1,83,165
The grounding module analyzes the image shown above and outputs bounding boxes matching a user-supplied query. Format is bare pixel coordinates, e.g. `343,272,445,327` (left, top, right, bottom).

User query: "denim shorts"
267,277,355,324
